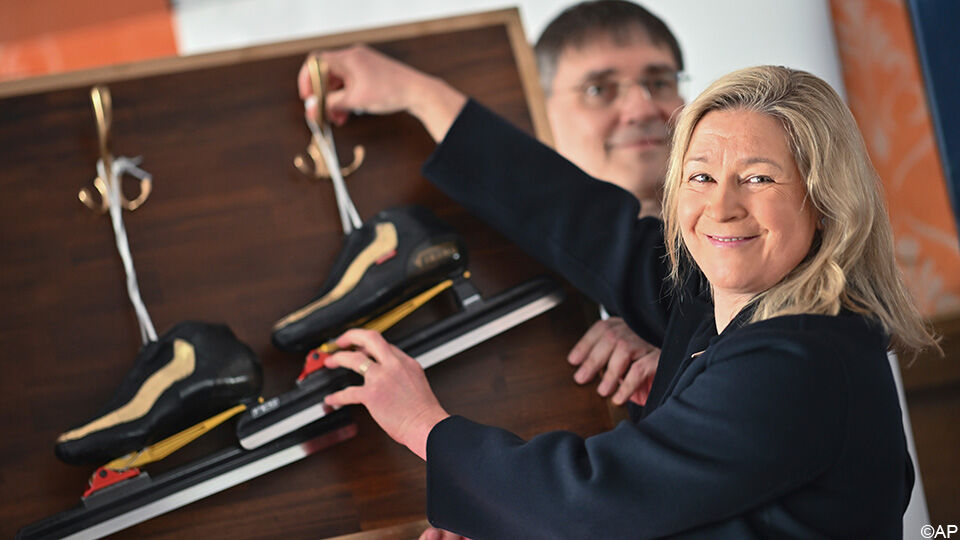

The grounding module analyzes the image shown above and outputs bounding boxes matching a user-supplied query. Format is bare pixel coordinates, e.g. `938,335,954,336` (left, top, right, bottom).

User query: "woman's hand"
567,318,659,406
298,45,467,141
323,329,449,460
419,526,470,540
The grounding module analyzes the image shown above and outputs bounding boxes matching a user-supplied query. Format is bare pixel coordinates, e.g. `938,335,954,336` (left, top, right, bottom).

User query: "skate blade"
237,367,359,450
17,412,356,540
236,275,563,450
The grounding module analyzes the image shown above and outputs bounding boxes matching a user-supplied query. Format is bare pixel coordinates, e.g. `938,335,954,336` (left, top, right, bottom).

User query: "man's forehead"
555,31,678,78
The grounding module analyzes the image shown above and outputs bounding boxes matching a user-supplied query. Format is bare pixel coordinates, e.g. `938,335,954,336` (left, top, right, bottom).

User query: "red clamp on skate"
83,466,142,498
297,348,331,382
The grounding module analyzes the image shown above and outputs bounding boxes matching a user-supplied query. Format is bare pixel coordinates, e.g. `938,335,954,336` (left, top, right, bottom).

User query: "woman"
304,46,937,539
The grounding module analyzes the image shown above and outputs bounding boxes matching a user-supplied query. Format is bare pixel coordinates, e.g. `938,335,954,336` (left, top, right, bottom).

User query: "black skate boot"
271,205,468,352
54,321,262,466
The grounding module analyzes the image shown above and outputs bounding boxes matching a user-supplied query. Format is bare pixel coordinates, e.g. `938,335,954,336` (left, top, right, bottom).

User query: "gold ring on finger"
358,358,373,375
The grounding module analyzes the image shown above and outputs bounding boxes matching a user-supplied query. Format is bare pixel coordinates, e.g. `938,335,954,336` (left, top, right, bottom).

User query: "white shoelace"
304,100,362,234
95,156,158,344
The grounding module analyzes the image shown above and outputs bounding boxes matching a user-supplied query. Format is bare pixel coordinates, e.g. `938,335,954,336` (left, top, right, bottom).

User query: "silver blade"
415,290,562,369
239,400,335,450
63,426,353,540
238,287,563,450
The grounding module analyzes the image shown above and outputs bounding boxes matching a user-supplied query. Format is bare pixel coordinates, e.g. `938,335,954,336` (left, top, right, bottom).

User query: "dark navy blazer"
420,100,912,539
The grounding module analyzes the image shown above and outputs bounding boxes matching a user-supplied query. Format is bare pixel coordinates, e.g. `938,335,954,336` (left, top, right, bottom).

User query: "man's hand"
567,318,659,406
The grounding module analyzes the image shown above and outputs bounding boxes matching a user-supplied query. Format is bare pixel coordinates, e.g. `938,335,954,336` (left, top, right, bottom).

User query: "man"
535,0,684,410
416,3,687,538
306,3,683,415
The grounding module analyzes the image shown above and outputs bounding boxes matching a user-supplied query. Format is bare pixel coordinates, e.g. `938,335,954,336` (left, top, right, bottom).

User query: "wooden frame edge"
0,9,533,102
503,12,554,146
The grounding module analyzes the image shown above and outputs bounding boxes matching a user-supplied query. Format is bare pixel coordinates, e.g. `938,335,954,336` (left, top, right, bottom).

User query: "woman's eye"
689,173,712,183
746,175,774,184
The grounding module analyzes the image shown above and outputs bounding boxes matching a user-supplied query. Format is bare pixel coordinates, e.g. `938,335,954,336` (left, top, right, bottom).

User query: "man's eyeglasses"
571,71,684,107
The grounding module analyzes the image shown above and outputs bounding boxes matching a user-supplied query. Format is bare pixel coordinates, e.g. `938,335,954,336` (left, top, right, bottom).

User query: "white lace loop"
93,156,158,344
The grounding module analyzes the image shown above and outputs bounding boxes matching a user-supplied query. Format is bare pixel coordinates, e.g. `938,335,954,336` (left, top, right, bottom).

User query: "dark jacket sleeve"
425,327,848,540
422,100,671,345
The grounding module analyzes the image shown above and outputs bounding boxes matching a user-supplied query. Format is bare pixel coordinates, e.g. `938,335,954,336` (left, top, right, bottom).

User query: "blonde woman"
304,46,936,539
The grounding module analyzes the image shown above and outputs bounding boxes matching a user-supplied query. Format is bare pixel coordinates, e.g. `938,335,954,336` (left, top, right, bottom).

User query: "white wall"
172,0,846,100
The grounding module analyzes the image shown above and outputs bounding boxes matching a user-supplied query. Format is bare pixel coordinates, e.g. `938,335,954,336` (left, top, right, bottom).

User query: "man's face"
546,33,683,204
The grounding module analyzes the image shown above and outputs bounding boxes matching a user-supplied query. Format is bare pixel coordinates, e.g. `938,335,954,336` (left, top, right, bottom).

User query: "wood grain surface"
902,315,960,523
0,13,613,539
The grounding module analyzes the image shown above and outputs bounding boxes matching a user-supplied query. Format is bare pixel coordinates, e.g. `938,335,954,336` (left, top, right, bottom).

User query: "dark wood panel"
907,386,960,524
0,19,612,539
901,313,960,524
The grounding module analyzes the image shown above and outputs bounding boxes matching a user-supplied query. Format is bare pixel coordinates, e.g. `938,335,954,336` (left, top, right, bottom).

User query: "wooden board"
0,10,612,539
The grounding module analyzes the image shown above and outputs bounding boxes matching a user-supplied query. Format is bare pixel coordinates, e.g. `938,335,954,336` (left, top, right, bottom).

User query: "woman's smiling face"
678,108,818,300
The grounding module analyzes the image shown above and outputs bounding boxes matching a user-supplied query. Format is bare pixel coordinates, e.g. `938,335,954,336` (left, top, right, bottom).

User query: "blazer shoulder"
707,311,887,387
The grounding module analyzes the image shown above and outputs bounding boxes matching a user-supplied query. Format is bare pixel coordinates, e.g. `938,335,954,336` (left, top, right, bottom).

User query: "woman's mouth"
706,234,759,246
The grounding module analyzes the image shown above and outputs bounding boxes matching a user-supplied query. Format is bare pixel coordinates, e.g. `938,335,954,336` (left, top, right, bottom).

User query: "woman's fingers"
323,350,376,375
335,329,396,365
298,62,310,99
324,385,364,408
298,50,352,125
296,44,464,141
312,329,447,460
418,527,468,540
418,528,440,540
317,49,352,124
324,90,350,125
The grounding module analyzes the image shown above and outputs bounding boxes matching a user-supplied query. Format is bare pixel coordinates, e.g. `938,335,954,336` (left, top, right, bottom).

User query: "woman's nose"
704,181,747,221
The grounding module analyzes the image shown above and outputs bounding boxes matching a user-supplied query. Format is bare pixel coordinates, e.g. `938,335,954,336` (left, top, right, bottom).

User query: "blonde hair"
661,65,937,355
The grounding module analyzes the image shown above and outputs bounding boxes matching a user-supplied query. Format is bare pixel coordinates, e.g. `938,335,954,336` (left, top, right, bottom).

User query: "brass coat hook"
294,55,365,180
294,138,365,179
79,86,152,213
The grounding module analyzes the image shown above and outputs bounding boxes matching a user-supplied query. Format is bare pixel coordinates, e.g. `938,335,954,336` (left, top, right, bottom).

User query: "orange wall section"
0,0,177,82
830,0,960,317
